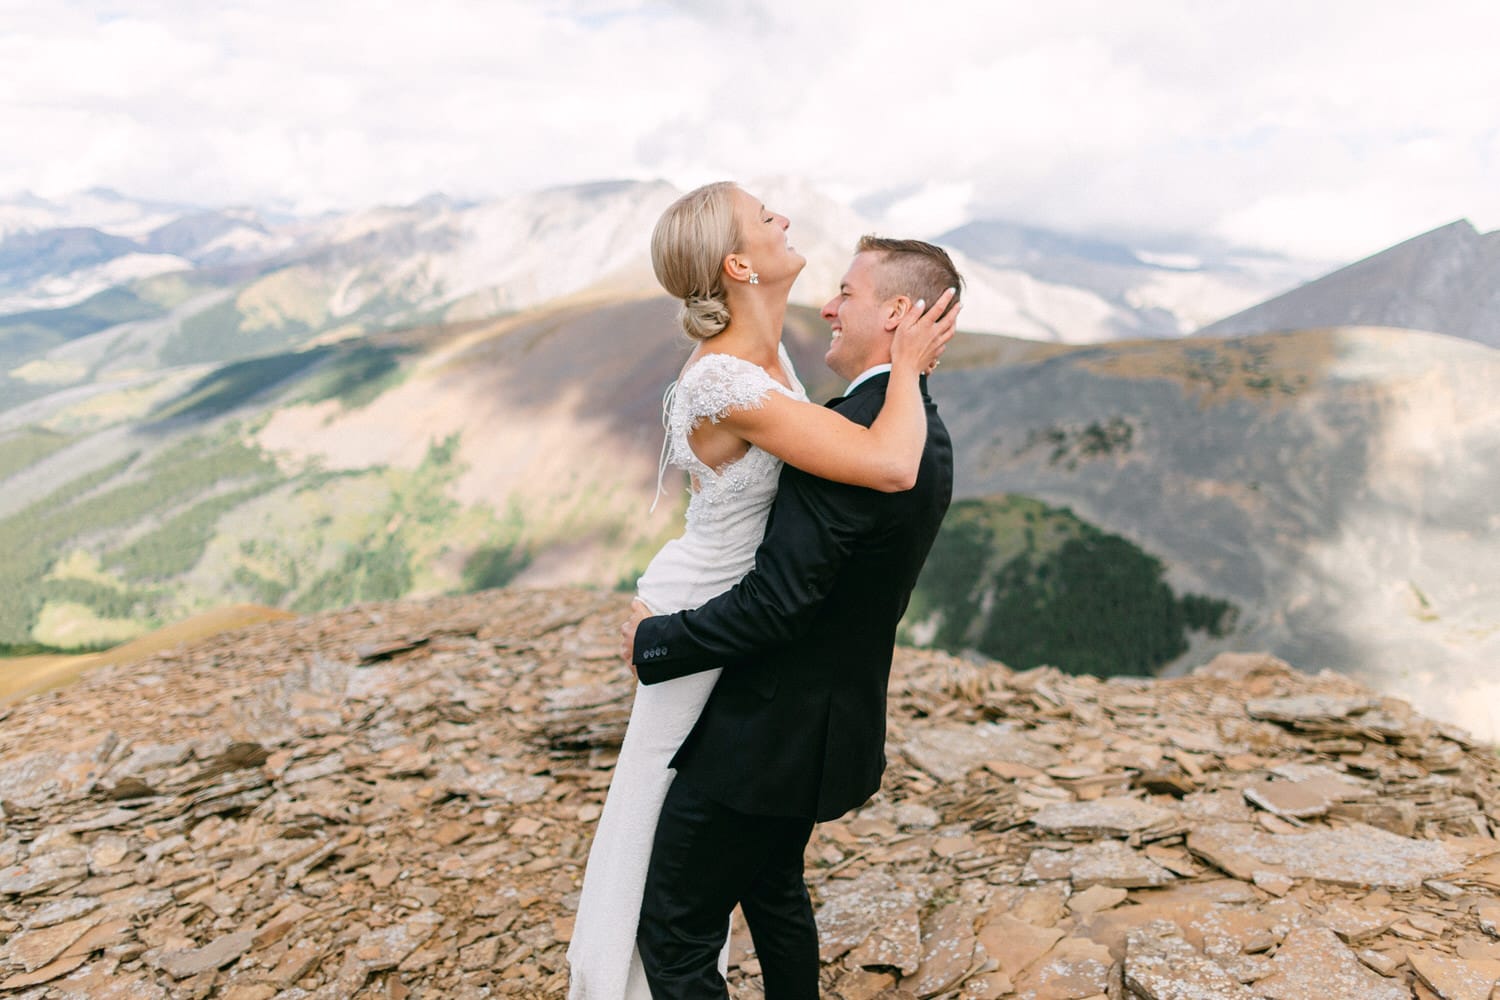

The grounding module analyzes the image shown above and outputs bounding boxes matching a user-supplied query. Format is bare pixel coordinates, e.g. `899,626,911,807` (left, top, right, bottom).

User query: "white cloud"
3,0,1499,258
878,182,976,239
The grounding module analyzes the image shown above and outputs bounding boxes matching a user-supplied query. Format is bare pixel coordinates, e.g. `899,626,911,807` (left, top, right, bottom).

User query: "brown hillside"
0,588,1496,997
0,604,295,706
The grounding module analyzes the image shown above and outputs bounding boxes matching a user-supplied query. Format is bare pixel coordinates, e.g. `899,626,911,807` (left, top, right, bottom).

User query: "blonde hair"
650,181,741,340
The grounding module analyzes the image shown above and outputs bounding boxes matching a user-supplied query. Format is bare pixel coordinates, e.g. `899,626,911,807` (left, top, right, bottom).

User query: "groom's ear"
882,295,913,332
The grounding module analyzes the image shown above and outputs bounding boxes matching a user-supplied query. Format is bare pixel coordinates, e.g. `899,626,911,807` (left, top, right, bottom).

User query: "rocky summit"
0,588,1497,999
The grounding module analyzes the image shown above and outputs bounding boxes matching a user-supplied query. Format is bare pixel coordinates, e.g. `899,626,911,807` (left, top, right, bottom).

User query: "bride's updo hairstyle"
651,181,741,341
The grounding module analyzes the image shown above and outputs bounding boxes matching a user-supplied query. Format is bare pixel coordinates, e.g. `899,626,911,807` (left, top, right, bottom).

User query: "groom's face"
822,252,900,381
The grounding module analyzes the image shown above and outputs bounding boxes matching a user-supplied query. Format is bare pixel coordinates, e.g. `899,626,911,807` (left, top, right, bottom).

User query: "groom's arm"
632,466,880,685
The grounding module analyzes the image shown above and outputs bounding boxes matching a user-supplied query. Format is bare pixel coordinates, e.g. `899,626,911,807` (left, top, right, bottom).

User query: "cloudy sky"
2,0,1498,259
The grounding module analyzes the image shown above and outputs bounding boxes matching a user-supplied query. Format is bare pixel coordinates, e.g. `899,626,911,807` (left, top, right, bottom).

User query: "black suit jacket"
632,373,953,821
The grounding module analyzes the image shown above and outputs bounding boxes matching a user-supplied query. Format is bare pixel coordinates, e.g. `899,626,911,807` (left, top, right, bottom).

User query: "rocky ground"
0,587,1497,999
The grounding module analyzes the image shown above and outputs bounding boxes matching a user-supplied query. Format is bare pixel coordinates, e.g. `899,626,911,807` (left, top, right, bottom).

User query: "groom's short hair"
856,236,964,318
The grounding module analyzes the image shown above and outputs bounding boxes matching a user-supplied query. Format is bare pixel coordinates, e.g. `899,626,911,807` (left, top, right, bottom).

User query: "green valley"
905,496,1235,677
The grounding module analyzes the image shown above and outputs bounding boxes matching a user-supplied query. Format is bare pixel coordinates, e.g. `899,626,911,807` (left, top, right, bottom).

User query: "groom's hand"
620,599,651,679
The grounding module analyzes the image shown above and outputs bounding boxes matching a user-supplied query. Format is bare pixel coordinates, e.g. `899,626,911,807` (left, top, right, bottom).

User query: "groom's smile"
821,251,893,381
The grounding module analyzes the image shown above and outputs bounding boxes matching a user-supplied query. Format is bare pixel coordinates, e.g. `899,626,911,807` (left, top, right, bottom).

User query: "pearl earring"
748,272,759,285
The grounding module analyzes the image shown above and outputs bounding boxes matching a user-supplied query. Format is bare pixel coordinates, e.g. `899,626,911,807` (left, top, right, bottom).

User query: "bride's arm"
721,289,958,492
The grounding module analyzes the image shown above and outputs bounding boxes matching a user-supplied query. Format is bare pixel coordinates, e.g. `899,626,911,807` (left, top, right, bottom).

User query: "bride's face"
730,187,805,285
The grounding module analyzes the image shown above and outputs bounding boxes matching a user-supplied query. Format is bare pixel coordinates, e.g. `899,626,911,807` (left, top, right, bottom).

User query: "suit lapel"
830,371,892,410
829,370,940,410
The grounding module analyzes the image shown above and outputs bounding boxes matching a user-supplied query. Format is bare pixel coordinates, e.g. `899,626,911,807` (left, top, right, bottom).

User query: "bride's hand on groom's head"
620,599,651,678
891,287,959,376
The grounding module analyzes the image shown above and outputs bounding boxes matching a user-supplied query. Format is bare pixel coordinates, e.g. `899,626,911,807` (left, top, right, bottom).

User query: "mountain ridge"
0,180,1327,386
936,323,1500,737
1201,219,1500,347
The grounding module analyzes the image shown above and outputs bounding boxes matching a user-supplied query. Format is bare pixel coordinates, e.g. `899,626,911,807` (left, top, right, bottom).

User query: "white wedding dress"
567,344,808,999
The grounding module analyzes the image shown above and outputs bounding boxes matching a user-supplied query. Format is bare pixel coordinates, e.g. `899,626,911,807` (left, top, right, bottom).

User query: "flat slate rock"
975,915,1065,983
1253,926,1409,1000
1030,796,1176,837
846,905,922,976
1124,922,1255,1000
1408,950,1500,1000
1010,936,1112,1000
1024,839,1176,889
815,870,920,964
154,929,256,980
1189,821,1465,889
902,723,1061,783
1245,694,1380,723
909,902,977,998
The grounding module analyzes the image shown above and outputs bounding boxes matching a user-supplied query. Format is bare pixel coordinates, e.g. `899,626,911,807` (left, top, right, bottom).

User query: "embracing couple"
566,181,961,999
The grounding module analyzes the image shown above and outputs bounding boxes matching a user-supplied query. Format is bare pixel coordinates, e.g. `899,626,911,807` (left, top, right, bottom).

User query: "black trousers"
637,776,819,1000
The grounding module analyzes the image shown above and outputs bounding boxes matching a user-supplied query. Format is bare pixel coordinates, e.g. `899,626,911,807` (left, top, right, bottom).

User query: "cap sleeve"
672,353,783,433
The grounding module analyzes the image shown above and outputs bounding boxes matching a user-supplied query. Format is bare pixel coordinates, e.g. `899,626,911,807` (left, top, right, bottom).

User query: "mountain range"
1202,219,1500,347
0,182,1325,398
2,182,1497,741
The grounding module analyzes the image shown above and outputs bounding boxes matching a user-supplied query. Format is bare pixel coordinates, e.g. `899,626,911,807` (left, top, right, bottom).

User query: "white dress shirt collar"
845,363,893,395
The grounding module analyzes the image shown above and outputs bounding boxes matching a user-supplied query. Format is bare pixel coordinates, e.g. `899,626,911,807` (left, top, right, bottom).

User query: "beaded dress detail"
567,344,807,1000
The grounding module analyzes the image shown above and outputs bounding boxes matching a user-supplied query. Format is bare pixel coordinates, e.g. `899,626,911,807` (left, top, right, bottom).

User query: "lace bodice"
656,344,807,531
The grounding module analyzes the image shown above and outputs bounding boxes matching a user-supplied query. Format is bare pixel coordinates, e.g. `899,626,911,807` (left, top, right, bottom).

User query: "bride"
567,181,956,998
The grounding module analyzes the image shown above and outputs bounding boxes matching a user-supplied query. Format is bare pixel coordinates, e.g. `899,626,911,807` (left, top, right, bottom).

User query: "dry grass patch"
0,603,296,705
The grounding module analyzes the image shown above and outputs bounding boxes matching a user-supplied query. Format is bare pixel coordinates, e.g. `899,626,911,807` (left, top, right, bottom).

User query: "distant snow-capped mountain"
143,209,298,267
1200,219,1500,348
0,194,299,313
2,179,1342,407
939,219,1324,340
0,188,191,241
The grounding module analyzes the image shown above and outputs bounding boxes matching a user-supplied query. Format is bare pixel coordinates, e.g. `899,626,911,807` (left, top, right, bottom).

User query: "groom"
621,237,959,999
